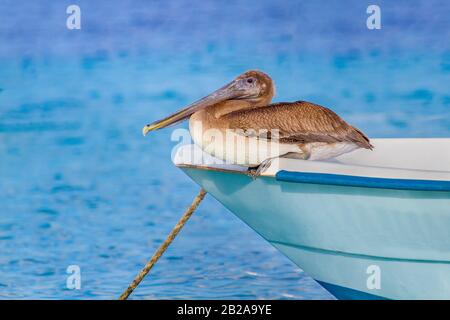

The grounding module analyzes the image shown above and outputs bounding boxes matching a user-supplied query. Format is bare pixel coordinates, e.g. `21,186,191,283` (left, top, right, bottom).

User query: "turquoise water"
0,0,449,299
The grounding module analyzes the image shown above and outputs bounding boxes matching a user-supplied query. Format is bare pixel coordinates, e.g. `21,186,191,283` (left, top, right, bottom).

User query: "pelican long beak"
142,80,244,136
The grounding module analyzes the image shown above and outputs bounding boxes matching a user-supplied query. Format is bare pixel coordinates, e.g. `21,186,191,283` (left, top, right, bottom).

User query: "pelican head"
142,70,274,136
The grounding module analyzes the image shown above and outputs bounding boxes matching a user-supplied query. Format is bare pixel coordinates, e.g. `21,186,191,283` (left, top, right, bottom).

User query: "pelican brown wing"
221,101,373,149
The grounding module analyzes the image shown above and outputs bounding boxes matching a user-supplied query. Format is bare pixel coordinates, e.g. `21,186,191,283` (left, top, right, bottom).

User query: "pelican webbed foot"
246,168,258,179
246,158,275,179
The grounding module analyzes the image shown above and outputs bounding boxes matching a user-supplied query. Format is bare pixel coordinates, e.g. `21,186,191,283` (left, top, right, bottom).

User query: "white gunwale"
174,138,450,182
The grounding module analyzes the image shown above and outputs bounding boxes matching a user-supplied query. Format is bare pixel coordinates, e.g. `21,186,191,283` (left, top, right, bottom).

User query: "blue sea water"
0,0,449,299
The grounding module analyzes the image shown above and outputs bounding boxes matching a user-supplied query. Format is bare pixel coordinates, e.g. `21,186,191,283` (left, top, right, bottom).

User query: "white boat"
173,138,450,300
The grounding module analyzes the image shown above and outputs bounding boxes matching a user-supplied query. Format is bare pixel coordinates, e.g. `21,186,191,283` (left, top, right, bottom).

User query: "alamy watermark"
366,264,381,290
367,5,381,30
66,5,81,30
171,122,284,168
66,265,81,290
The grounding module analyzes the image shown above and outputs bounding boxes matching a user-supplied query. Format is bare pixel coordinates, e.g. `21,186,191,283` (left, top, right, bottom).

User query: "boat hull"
181,167,450,300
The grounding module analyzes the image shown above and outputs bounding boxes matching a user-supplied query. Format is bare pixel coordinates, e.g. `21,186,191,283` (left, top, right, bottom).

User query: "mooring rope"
119,188,207,300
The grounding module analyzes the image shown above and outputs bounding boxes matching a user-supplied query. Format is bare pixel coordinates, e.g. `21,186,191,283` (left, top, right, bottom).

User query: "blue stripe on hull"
276,171,450,191
317,281,388,300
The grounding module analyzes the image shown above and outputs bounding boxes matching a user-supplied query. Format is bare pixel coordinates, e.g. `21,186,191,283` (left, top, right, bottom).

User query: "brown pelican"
143,70,373,175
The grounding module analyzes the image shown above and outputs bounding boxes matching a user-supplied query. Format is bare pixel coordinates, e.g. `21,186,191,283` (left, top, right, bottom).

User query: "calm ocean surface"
0,0,449,299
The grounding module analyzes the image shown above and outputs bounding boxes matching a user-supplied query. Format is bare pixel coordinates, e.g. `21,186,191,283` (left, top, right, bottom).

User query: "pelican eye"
246,78,254,84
